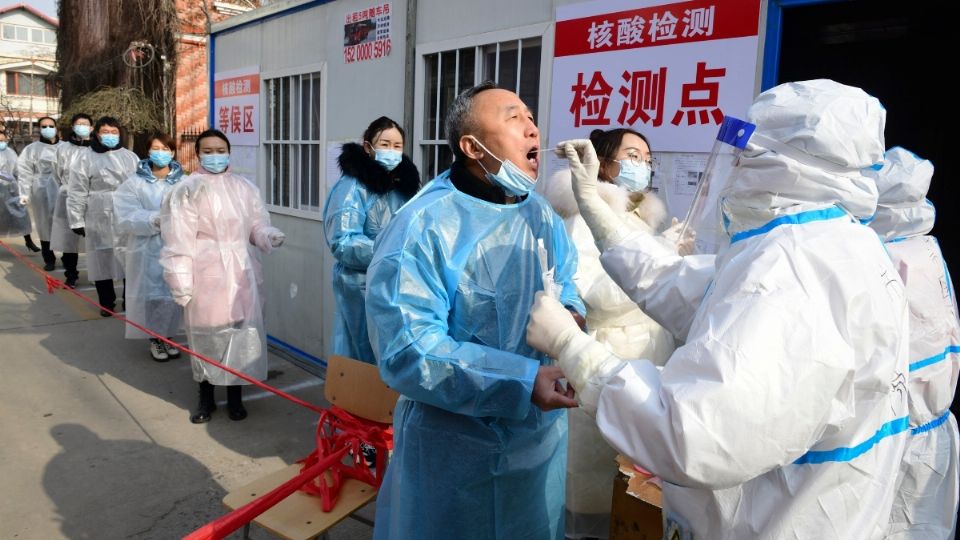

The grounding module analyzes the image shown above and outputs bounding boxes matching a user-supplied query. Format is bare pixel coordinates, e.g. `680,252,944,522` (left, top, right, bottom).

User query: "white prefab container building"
209,0,952,367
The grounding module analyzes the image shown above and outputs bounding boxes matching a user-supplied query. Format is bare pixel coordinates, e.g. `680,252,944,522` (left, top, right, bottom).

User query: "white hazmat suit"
865,147,960,539
527,79,910,539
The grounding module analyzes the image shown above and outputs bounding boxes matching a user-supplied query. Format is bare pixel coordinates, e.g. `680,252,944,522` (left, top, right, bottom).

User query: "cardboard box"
609,455,663,540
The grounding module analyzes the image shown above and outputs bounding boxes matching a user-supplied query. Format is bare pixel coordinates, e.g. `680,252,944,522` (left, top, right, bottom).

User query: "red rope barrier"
0,238,326,414
0,238,393,538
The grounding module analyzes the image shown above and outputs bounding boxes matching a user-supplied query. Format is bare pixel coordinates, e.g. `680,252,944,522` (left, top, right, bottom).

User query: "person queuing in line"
0,131,35,248
865,148,960,539
51,113,93,288
322,116,420,364
160,129,285,424
1,171,31,239
526,79,909,539
0,127,13,174
67,116,138,316
537,127,676,539
17,116,64,269
365,82,584,540
113,133,185,362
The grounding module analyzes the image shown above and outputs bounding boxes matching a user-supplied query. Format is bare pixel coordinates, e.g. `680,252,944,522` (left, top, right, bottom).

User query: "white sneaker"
150,340,169,362
163,341,181,358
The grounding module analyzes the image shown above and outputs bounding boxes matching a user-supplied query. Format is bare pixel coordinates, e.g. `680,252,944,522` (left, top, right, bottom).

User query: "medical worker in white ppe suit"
526,79,911,539
865,147,959,539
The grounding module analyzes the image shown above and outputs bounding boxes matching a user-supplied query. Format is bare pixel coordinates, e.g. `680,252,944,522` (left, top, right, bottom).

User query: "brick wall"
173,1,259,171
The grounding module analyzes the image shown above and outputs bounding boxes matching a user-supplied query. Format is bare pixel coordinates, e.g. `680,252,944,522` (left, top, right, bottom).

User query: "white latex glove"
558,140,627,251
174,294,192,307
526,291,582,359
661,217,696,256
527,291,627,415
269,231,286,247
19,195,29,206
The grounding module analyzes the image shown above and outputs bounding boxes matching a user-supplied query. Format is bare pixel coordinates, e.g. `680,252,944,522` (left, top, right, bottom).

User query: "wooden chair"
222,355,400,540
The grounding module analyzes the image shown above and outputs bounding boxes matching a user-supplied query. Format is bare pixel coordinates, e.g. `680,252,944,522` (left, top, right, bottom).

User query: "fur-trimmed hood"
338,142,420,198
537,167,666,231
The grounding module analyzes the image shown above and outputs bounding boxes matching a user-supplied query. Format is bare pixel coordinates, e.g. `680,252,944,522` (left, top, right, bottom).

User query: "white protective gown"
159,169,282,386
0,146,17,175
50,139,89,253
67,146,138,281
17,139,63,241
865,147,960,539
575,80,909,538
539,169,675,538
1,171,31,238
1,148,31,238
113,159,185,339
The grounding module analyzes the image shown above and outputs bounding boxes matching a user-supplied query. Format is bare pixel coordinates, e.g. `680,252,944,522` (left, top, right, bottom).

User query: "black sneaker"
43,262,56,272
64,277,78,288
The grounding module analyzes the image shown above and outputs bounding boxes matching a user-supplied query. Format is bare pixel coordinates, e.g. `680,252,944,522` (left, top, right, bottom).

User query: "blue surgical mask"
470,137,537,197
73,125,91,138
200,154,230,174
149,150,174,168
374,149,402,171
40,126,58,140
100,134,120,148
614,159,652,192
0,142,7,151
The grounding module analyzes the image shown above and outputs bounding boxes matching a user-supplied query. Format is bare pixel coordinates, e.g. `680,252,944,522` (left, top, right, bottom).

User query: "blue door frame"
761,0,850,90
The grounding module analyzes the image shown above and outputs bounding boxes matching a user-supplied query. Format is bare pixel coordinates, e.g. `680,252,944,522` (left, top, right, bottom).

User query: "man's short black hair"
445,81,498,161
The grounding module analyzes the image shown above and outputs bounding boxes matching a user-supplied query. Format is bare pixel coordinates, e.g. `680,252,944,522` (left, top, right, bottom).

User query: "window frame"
259,62,327,221
412,22,554,180
1,23,55,45
5,71,56,98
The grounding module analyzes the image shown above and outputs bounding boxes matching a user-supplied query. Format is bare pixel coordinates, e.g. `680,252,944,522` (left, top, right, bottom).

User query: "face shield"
677,116,755,254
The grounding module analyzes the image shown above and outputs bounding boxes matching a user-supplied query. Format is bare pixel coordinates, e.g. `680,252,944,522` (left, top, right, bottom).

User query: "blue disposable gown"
366,172,586,540
323,176,408,363
113,160,185,339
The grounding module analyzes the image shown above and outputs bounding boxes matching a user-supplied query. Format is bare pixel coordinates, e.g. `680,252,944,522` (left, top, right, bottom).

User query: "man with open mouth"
364,81,586,540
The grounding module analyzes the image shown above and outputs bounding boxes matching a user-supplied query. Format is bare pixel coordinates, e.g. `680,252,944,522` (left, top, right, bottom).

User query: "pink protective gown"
159,169,282,386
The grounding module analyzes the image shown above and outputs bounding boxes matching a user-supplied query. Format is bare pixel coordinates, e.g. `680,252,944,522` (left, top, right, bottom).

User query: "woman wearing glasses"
538,127,679,540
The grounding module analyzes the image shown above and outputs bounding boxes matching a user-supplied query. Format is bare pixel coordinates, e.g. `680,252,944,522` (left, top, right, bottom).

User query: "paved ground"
0,237,374,539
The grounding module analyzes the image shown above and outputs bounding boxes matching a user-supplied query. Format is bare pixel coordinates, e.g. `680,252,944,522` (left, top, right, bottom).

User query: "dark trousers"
94,279,125,309
61,252,79,280
94,280,116,309
40,240,55,265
